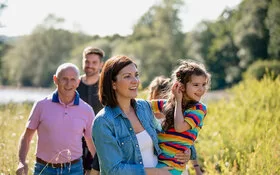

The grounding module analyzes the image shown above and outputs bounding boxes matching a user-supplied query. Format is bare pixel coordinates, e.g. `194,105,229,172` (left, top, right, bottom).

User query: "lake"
0,86,54,104
0,86,229,104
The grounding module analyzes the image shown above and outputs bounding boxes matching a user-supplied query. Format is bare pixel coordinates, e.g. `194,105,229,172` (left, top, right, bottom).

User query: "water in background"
0,87,54,104
0,86,229,104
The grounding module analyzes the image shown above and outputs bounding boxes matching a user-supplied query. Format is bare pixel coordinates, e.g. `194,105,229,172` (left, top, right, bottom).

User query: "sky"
0,0,242,37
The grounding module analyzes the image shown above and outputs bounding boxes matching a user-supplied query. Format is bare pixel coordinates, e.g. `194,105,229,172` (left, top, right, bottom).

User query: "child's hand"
172,81,183,102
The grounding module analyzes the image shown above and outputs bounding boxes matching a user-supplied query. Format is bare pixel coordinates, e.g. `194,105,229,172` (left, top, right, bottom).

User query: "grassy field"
0,102,36,174
193,75,280,175
1,75,279,174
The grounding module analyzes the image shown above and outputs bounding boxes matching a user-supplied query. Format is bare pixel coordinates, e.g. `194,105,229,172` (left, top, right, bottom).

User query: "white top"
136,130,158,167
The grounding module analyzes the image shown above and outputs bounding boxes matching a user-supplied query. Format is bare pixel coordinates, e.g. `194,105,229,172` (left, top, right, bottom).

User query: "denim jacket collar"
110,100,146,120
111,106,124,118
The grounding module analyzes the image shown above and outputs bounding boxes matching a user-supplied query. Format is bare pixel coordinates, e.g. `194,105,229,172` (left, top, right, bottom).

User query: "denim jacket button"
140,162,142,164
129,128,132,130
136,144,138,147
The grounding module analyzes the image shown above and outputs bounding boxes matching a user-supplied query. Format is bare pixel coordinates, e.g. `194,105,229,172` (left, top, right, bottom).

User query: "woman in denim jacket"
92,55,188,175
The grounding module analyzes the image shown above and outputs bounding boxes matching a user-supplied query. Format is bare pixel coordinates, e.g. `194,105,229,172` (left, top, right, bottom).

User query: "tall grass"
0,76,279,174
192,75,280,175
0,102,36,174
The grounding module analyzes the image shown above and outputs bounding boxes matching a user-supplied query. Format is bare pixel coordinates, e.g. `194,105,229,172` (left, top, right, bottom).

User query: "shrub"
243,59,280,80
194,75,280,174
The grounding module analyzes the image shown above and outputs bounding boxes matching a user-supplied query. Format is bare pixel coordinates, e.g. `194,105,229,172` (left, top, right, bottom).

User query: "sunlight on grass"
193,75,280,175
1,75,279,174
0,102,36,174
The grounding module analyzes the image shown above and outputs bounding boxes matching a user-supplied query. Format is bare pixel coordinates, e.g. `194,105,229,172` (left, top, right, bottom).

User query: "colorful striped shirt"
151,100,207,172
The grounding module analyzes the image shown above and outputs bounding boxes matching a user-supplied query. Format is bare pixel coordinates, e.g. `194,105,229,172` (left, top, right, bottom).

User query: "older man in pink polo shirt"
16,63,96,175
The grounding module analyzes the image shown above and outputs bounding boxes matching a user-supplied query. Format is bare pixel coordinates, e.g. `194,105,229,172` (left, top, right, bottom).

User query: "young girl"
151,60,211,175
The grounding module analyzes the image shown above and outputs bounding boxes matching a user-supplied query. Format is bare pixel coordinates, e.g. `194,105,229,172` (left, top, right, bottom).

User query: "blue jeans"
33,158,83,175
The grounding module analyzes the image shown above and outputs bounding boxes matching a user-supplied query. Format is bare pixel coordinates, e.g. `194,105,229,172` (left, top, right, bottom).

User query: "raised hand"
171,81,183,103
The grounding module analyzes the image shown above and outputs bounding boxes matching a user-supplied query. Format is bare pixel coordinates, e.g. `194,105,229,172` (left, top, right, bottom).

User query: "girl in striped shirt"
151,60,211,175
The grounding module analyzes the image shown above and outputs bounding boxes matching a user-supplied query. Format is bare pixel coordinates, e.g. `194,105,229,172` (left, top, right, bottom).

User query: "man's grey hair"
55,63,80,78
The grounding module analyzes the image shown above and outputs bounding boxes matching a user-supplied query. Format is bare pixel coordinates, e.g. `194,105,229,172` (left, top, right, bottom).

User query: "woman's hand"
145,167,173,175
157,167,173,175
174,148,191,165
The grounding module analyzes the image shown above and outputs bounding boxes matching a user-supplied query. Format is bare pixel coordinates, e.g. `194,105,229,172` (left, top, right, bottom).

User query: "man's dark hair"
83,47,105,60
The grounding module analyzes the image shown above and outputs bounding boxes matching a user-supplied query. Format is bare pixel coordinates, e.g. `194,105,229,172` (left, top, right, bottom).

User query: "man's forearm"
18,137,30,163
18,129,35,163
16,128,35,175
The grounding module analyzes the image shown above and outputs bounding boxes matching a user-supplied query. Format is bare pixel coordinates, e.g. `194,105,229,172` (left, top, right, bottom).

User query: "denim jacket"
92,99,162,175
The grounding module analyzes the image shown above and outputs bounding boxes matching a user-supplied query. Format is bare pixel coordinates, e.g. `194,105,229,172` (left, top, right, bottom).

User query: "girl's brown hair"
162,60,211,131
148,76,171,100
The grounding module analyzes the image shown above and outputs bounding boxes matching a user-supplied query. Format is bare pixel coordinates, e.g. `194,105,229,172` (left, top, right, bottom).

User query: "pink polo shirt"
26,91,95,163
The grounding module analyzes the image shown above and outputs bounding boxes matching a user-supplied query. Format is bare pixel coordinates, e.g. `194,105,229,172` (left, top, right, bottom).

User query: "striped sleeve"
150,99,166,113
184,102,207,129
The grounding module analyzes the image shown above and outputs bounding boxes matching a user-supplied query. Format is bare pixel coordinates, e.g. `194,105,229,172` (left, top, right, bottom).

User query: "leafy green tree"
0,39,10,84
69,37,117,69
185,0,279,89
244,59,280,80
0,0,8,84
266,0,280,59
2,0,280,90
233,0,270,67
2,29,71,86
207,10,241,88
130,0,185,87
2,15,91,87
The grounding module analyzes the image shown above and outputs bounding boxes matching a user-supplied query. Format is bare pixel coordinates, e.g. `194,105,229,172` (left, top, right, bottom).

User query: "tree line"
0,0,279,89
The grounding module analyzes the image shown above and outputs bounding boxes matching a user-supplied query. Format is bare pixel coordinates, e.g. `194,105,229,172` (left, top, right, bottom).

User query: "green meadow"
1,76,279,175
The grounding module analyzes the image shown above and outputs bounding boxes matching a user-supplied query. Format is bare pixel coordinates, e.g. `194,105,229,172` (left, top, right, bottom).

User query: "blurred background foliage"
0,0,279,89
